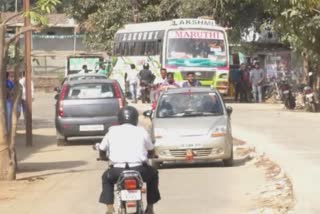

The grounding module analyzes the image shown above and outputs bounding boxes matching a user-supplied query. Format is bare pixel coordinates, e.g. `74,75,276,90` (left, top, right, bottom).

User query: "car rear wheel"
223,148,233,167
56,132,67,146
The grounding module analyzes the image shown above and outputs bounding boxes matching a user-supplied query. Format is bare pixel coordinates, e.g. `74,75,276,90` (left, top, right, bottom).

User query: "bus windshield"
166,29,227,68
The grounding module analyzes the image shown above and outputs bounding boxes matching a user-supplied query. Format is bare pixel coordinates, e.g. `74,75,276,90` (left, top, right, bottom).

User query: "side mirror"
226,106,233,116
143,110,153,118
54,94,59,100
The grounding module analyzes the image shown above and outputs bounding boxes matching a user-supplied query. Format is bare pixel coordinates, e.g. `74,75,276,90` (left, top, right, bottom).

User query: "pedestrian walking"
182,72,202,87
250,62,265,103
125,64,139,103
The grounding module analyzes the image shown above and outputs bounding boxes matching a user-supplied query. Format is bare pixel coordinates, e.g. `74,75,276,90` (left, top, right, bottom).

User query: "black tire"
141,90,146,103
284,96,295,110
136,201,144,214
223,148,233,167
311,102,317,112
56,132,67,146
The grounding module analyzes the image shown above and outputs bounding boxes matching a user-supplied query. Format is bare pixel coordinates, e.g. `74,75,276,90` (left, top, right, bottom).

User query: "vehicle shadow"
17,168,98,181
16,132,57,162
65,138,102,146
17,160,87,173
17,118,55,130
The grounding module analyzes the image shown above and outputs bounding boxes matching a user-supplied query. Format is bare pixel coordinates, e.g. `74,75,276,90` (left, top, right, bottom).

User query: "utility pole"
23,0,32,146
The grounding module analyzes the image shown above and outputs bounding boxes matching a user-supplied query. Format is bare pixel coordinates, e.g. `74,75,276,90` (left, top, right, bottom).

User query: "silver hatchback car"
144,87,233,168
55,79,126,145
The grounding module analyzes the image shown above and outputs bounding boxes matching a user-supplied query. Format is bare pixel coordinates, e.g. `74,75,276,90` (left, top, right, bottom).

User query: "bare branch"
3,12,24,25
5,25,41,48
313,8,320,14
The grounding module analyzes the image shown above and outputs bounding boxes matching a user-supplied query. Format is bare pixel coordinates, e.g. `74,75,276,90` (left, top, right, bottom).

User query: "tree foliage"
67,0,320,69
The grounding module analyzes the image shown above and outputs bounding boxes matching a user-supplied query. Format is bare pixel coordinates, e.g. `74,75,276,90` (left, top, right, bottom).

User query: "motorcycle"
140,80,152,104
263,78,282,102
115,169,145,214
94,147,145,214
280,80,296,110
303,86,318,112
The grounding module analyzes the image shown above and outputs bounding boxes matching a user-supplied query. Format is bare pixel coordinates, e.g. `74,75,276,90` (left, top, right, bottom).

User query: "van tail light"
124,179,137,190
58,84,68,117
113,81,124,109
127,201,137,207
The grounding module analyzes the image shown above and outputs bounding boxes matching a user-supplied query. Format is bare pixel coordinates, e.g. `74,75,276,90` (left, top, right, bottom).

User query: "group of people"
125,62,203,104
232,62,265,103
6,71,34,133
78,64,110,76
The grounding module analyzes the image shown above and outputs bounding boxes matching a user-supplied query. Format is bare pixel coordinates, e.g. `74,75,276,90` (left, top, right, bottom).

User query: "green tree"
0,0,60,181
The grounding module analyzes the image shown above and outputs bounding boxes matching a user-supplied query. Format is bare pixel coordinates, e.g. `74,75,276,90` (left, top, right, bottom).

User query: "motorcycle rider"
96,106,161,214
138,63,155,103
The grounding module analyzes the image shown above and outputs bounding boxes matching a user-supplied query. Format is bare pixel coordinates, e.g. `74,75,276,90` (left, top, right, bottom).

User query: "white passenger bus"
110,18,230,94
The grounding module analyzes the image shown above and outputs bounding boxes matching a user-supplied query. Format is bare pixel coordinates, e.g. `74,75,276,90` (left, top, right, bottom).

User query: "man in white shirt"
97,106,160,214
19,72,34,122
125,64,139,103
78,64,89,74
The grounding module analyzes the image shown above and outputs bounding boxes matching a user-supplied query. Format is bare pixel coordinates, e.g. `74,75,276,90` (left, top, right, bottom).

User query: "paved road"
230,103,320,213
0,92,267,214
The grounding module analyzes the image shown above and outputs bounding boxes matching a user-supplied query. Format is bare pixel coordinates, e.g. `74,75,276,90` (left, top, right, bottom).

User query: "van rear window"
66,83,115,99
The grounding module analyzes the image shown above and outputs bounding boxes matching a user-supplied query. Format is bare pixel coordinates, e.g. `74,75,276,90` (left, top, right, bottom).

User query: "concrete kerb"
233,136,294,213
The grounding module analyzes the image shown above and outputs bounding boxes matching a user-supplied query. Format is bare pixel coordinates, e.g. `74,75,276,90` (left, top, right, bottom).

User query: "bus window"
145,41,155,55
113,42,120,56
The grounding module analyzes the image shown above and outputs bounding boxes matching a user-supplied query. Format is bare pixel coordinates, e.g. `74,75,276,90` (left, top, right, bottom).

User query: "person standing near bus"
182,72,202,87
250,62,265,103
98,64,108,76
138,63,155,103
125,64,139,103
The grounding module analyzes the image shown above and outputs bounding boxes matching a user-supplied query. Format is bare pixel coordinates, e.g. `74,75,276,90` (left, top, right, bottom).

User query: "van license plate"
79,125,104,131
120,190,141,201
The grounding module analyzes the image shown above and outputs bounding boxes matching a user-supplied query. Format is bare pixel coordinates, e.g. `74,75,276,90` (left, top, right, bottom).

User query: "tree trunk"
7,35,22,179
0,23,12,180
303,51,309,85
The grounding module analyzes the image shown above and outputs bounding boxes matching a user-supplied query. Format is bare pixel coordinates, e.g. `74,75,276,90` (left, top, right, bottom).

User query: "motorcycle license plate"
283,90,289,94
120,190,141,201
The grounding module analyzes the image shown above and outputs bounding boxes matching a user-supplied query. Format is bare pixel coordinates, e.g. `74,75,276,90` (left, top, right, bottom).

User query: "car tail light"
152,101,157,110
127,201,137,207
58,84,68,117
113,81,124,109
124,179,137,190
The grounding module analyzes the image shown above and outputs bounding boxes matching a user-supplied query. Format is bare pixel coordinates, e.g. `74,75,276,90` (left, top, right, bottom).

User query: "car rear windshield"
65,83,115,99
156,92,223,118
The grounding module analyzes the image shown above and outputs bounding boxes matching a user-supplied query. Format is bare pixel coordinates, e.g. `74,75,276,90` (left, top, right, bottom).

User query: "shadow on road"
17,118,55,131
18,160,87,173
16,132,57,162
17,168,98,181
